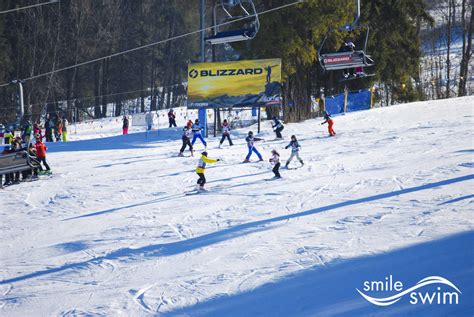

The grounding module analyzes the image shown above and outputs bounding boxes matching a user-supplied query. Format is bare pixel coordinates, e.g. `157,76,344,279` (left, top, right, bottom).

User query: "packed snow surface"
1,96,473,316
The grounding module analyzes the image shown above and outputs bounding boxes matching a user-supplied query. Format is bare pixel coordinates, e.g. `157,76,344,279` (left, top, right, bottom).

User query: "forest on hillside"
0,0,472,123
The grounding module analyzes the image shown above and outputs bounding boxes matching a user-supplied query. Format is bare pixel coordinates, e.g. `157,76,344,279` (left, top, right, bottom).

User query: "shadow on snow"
1,174,472,287
168,230,474,317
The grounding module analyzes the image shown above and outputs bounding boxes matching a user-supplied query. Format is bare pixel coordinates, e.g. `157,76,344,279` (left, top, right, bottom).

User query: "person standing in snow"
34,134,51,172
191,119,207,148
321,112,336,136
56,117,63,142
219,119,233,148
269,149,281,178
22,121,32,144
271,117,284,139
62,117,68,142
146,112,153,131
195,151,219,191
33,122,43,141
179,121,194,157
243,131,264,163
168,109,177,128
45,116,54,142
284,135,304,168
122,115,129,135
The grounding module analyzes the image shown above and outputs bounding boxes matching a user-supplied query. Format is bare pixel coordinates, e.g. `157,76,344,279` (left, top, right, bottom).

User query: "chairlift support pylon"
206,0,260,45
318,0,375,73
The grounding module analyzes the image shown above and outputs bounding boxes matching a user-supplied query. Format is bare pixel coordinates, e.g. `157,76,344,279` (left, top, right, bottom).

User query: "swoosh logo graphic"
357,276,462,306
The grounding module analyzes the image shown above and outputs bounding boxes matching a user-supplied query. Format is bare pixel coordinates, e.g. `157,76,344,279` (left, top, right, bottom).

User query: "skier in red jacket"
321,112,336,137
34,135,51,171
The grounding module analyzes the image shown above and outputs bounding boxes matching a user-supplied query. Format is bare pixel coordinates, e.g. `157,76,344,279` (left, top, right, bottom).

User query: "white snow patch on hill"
0,96,473,316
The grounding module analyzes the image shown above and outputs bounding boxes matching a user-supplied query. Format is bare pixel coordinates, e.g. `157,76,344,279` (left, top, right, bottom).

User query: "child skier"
179,121,194,157
33,122,43,140
243,131,264,163
34,134,51,173
195,151,220,191
285,135,304,168
191,119,207,148
122,115,129,135
321,112,336,136
219,119,233,148
271,117,284,139
269,149,281,179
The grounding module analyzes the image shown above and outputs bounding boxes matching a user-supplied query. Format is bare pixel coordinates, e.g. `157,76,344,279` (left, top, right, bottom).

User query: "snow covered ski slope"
1,96,473,316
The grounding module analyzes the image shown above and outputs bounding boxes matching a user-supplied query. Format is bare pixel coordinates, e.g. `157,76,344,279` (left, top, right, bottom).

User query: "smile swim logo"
189,69,198,79
357,276,461,306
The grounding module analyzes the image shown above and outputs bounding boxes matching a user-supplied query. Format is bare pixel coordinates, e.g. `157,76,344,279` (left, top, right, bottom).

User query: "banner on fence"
325,89,371,115
187,59,282,109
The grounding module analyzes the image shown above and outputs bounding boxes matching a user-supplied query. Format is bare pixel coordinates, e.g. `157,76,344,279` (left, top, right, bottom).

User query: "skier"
11,137,23,183
33,122,43,140
243,131,264,163
45,116,54,142
269,149,281,179
122,115,129,135
219,119,233,148
1,142,15,186
271,117,284,139
146,112,153,131
285,135,304,168
62,117,68,142
179,121,194,157
22,121,32,144
28,143,41,179
34,134,51,173
191,119,207,147
339,41,356,78
3,130,13,146
168,109,177,128
321,112,336,136
56,117,63,142
195,151,220,191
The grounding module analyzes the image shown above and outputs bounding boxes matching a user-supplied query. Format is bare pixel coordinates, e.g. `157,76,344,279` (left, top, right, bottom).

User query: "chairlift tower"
11,80,25,125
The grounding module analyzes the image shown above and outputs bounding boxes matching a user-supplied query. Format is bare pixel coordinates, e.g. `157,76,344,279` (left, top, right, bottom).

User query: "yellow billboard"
187,58,282,108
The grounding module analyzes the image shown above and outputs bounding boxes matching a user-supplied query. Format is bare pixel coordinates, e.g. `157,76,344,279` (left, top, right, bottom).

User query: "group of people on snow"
1,133,51,188
181,112,335,192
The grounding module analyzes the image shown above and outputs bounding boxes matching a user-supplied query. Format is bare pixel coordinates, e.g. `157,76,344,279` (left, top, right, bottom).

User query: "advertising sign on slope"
187,58,282,109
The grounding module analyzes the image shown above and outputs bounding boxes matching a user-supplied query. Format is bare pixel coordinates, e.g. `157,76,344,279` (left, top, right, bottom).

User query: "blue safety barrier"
325,89,371,115
325,94,345,115
346,90,371,112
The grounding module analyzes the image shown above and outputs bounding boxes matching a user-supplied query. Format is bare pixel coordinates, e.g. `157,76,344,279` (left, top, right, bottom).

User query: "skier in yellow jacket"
196,151,220,191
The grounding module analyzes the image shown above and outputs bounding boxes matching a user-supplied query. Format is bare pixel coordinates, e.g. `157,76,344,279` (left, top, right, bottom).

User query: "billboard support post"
213,108,217,137
257,107,261,134
198,107,207,137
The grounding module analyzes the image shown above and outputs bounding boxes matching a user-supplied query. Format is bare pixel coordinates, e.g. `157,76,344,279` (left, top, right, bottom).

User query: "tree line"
0,0,471,124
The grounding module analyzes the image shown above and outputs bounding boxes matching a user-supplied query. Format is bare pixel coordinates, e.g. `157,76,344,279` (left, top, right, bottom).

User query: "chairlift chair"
206,0,260,45
318,0,375,75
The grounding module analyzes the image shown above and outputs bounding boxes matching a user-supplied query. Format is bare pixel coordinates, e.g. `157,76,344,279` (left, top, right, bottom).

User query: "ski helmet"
201,151,208,156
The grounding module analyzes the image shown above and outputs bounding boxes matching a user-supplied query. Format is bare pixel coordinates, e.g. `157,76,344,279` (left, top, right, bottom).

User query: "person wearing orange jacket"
321,112,336,137
195,151,219,191
34,134,51,171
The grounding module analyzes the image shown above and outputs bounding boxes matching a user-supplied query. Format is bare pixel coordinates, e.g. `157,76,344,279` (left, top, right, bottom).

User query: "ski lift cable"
0,81,187,111
0,0,305,88
0,1,59,15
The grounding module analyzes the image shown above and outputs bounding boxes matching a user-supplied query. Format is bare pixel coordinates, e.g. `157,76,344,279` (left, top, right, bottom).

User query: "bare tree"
458,0,473,96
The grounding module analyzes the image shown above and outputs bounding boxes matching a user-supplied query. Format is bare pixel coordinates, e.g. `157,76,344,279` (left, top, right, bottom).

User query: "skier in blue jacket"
285,135,304,168
243,131,264,163
191,119,207,147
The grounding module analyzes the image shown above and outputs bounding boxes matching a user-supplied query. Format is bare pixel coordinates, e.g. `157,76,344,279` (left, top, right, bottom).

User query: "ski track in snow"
0,96,473,316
